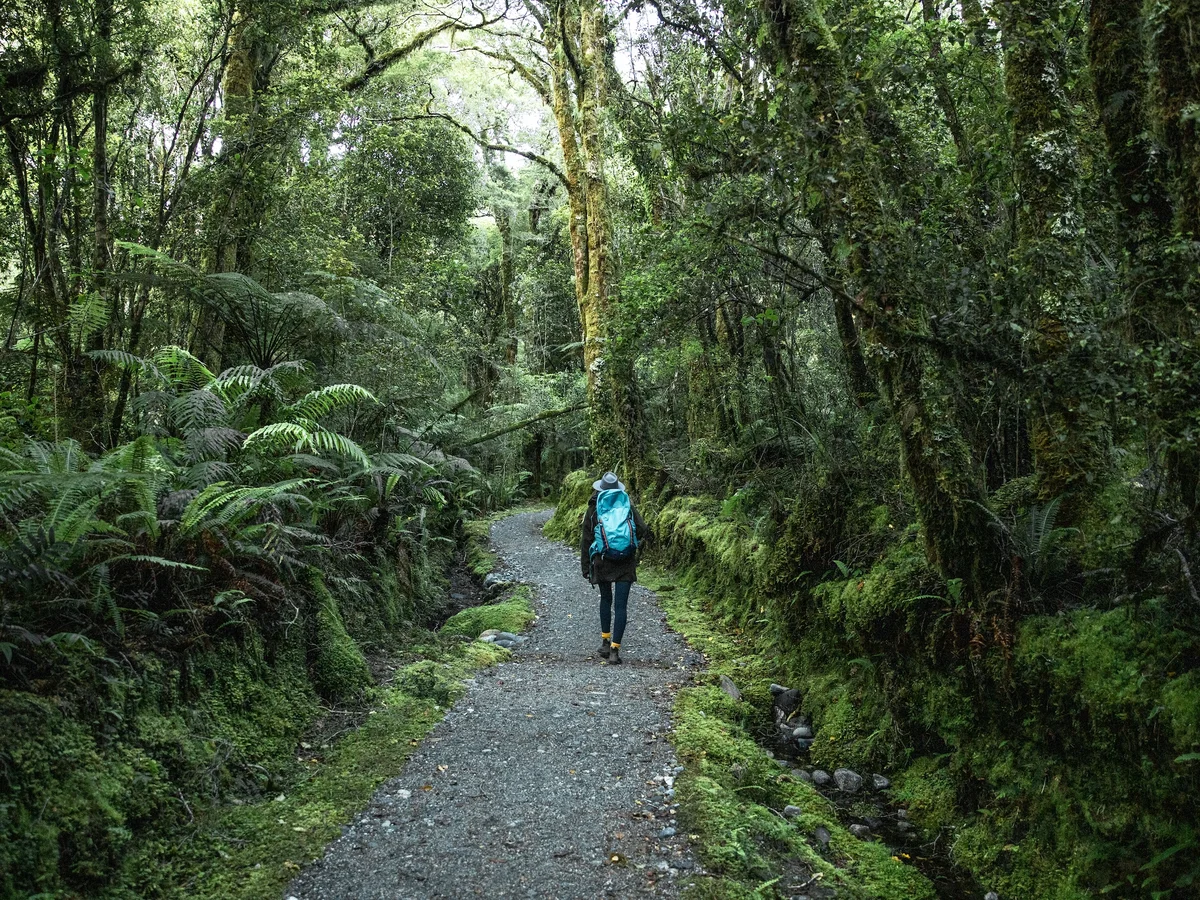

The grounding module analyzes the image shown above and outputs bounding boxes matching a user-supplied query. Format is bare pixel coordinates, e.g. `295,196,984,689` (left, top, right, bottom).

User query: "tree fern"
153,345,215,392
244,422,372,469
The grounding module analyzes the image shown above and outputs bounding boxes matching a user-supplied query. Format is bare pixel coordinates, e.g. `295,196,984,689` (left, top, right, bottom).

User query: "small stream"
767,688,985,899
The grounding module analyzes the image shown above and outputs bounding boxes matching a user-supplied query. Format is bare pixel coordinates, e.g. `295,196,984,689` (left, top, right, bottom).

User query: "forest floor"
285,509,703,899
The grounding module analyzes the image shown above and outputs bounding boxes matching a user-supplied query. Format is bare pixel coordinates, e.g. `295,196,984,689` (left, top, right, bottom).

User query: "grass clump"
439,585,535,639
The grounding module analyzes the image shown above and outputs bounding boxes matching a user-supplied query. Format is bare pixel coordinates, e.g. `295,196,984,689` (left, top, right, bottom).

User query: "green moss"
658,578,935,900
543,469,594,543
179,629,510,900
439,586,535,639
811,539,942,638
464,517,499,577
891,756,958,831
309,570,373,702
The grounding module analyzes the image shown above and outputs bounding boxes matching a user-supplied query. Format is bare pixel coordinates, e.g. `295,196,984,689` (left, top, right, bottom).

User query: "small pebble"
783,805,803,818
811,770,832,786
659,826,676,837
871,773,890,790
849,823,871,839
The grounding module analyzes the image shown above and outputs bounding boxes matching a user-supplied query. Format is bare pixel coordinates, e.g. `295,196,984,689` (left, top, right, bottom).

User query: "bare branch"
388,106,570,187
342,3,512,93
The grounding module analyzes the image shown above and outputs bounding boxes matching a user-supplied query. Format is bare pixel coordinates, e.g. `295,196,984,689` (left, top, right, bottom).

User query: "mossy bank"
0,516,530,900
548,470,1200,898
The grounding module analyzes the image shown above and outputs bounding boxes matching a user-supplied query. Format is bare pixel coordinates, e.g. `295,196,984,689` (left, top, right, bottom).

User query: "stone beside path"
286,510,700,899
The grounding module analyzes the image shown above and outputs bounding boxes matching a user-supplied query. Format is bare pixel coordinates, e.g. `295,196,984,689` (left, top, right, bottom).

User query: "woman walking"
581,471,648,665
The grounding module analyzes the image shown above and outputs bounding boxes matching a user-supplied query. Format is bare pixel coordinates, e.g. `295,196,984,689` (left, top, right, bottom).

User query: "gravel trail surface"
286,510,700,899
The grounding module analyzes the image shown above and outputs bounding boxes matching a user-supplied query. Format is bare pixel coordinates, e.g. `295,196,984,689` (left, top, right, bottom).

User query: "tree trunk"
998,0,1107,511
544,0,649,486
1152,0,1200,241
762,0,999,596
1146,0,1200,512
495,205,518,365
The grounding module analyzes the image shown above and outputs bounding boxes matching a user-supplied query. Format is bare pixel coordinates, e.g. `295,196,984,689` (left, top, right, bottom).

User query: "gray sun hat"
593,471,625,492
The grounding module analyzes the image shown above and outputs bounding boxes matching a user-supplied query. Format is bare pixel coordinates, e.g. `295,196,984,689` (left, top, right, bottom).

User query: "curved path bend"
287,510,700,899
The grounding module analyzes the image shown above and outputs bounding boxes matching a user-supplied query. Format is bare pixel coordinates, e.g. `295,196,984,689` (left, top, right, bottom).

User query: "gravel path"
286,510,701,899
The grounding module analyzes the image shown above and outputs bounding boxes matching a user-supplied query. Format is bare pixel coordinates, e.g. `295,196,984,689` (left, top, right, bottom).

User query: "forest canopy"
2,0,1199,897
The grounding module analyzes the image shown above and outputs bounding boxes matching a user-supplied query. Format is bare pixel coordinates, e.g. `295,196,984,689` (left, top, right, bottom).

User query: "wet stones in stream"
768,682,988,898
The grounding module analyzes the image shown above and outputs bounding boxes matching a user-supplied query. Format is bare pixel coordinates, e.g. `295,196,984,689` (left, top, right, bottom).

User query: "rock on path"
286,510,699,899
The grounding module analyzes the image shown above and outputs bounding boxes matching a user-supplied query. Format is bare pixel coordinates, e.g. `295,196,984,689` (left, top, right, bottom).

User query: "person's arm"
580,506,595,577
633,506,650,550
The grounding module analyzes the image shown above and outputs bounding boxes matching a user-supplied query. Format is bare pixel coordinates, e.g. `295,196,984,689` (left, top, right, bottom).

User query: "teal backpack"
590,489,639,561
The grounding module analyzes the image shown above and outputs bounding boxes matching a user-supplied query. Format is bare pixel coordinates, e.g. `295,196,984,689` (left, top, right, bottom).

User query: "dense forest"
2,0,1199,896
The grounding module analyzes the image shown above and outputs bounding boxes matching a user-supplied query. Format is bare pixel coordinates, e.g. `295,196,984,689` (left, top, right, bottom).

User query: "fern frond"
284,384,378,422
153,345,215,391
179,478,314,536
170,390,229,436
68,293,111,346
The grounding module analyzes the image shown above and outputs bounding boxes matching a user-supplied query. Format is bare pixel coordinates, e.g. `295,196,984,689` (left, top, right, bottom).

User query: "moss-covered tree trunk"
1152,0,1200,241
997,0,1107,512
761,0,999,596
544,0,649,485
199,2,280,368
1147,0,1200,513
495,205,518,365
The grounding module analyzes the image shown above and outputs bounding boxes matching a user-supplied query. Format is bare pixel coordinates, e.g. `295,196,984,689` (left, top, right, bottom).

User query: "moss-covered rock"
439,587,535,639
543,469,594,543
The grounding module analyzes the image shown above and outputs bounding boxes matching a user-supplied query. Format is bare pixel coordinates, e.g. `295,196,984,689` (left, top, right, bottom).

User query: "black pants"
598,581,632,644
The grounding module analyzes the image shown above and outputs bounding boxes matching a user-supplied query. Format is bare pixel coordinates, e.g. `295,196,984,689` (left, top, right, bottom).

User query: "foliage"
630,478,1200,899
654,582,935,900
5,0,1200,892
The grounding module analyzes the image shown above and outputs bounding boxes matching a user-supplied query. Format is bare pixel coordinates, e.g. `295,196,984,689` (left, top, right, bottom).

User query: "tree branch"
457,402,586,447
342,3,512,93
391,106,570,187
470,46,552,104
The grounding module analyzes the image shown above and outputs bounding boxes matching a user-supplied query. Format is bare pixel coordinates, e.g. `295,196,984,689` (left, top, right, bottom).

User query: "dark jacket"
580,491,649,584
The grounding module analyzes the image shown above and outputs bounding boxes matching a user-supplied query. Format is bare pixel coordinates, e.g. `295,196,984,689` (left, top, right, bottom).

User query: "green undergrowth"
171,527,531,899
644,566,935,900
542,468,593,543
0,512,519,899
176,632,511,900
464,517,499,577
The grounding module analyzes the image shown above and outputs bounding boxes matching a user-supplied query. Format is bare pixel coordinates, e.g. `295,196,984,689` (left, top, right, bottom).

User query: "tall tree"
759,0,999,595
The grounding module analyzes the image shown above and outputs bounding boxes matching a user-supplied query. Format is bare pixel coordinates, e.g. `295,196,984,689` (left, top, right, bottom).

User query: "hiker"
581,471,648,665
